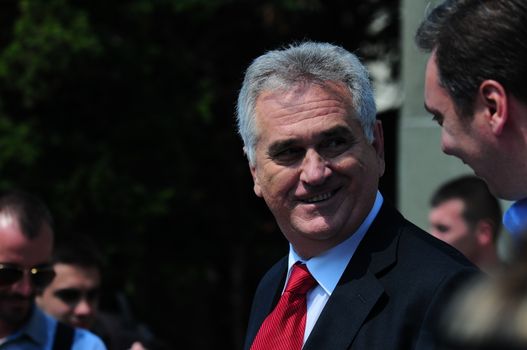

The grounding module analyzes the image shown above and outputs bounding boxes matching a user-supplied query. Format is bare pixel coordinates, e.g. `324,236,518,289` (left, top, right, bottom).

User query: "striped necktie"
250,263,317,350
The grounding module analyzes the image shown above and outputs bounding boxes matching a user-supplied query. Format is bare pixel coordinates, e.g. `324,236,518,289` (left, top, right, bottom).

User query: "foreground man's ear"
479,80,508,136
249,163,263,198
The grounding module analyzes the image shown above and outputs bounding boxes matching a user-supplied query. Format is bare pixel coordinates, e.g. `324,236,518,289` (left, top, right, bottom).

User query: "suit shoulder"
397,217,478,271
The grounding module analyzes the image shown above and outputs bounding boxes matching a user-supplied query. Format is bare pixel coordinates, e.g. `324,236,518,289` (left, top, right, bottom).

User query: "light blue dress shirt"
503,197,527,240
287,190,384,343
0,306,107,350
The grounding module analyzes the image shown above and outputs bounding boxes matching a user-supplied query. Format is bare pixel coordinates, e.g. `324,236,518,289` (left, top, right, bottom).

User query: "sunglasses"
54,287,100,305
0,263,56,288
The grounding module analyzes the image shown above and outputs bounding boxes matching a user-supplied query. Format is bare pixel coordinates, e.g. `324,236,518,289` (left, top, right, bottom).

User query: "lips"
300,188,339,203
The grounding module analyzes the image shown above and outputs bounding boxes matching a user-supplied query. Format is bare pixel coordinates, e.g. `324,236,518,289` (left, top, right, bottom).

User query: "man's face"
428,198,478,261
0,214,53,328
424,53,505,195
250,81,385,258
36,263,101,329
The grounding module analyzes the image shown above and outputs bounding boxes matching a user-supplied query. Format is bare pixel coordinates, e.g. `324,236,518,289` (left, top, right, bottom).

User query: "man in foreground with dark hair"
0,189,106,349
416,1,527,347
415,0,527,234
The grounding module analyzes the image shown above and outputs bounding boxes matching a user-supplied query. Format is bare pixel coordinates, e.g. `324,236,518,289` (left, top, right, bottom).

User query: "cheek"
349,154,381,184
59,302,74,313
429,229,441,239
260,168,297,197
440,129,457,154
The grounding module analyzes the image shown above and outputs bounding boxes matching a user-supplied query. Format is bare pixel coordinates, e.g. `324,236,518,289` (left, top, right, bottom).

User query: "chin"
294,221,339,241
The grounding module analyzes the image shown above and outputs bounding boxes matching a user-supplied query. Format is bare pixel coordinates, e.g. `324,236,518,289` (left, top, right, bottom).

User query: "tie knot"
285,264,317,295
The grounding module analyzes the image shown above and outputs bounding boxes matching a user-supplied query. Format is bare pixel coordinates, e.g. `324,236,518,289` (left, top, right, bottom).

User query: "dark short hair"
0,189,53,239
415,0,527,118
53,233,104,271
430,175,502,240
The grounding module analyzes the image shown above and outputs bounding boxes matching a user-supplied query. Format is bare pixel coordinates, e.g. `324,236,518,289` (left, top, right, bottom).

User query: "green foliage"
0,0,101,107
169,0,236,13
0,116,39,188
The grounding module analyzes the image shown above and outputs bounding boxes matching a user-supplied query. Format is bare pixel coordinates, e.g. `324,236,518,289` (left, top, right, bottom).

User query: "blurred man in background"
428,175,502,273
0,189,106,349
36,234,161,350
36,235,102,331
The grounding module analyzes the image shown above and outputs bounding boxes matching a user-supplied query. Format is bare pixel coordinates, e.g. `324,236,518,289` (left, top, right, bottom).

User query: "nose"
299,149,331,186
74,298,95,317
12,274,34,296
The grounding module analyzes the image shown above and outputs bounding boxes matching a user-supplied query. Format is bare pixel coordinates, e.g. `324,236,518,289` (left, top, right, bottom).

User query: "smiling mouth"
301,189,338,204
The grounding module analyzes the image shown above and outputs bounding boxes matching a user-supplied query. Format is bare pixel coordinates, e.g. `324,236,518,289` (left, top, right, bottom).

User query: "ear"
249,164,263,197
478,80,508,136
372,120,385,177
475,220,494,246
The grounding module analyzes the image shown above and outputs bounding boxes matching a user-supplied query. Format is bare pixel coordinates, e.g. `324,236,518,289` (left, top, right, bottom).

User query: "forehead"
51,263,101,288
424,53,456,113
432,198,466,218
254,81,355,134
0,213,53,266
424,54,443,104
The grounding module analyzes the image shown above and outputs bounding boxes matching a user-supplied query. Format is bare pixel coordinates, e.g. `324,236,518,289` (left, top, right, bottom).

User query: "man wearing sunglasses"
0,189,106,350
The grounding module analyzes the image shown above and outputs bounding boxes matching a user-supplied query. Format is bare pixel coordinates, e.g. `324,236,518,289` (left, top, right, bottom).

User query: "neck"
475,248,501,274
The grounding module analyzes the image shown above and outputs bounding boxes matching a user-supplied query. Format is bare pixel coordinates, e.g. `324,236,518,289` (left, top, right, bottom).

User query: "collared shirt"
503,197,527,239
0,306,107,350
287,191,384,343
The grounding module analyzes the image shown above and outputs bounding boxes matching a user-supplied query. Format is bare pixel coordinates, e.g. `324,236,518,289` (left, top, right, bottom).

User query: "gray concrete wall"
398,0,473,231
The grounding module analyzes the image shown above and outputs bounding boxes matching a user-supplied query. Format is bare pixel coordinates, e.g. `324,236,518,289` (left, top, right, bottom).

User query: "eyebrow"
424,103,440,116
267,125,353,156
268,139,298,157
320,125,353,138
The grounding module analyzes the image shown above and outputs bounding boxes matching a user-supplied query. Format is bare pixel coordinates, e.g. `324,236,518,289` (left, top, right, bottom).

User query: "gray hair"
236,41,376,165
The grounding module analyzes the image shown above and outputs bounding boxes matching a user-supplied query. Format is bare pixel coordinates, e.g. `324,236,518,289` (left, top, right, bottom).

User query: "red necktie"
250,263,317,350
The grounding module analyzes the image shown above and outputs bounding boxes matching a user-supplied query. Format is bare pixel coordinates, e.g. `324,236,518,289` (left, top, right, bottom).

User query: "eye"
54,289,82,304
435,224,449,233
319,137,350,157
431,114,444,127
270,147,304,165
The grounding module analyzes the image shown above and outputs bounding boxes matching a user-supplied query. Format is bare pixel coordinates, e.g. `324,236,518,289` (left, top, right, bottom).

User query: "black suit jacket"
243,202,479,350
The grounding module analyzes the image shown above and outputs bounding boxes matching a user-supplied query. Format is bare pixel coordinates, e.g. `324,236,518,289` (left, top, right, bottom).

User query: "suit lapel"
244,258,287,349
303,268,384,349
304,203,402,350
